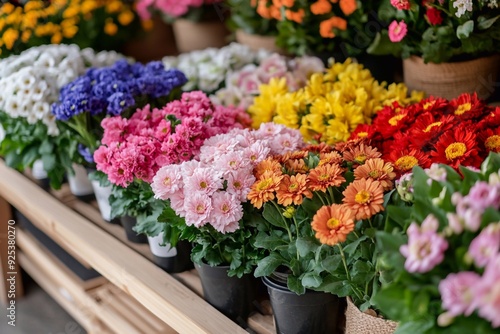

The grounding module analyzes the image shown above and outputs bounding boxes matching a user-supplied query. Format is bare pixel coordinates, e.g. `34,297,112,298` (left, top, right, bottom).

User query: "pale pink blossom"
439,271,481,317
388,20,408,42
209,191,243,233
215,152,246,175
425,163,447,184
185,167,223,195
243,141,271,166
467,181,500,211
468,223,500,268
226,170,256,202
184,193,212,227
169,190,186,217
447,213,464,234
474,255,500,328
256,54,288,83
152,164,183,200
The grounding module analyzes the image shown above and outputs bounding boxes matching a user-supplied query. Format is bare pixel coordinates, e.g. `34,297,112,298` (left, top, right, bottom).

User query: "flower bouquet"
0,44,122,189
0,0,141,58
249,58,424,144
212,52,324,110
368,0,500,98
374,153,500,333
351,93,500,176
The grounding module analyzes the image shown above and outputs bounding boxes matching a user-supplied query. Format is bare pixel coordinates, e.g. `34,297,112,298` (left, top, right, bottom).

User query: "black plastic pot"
148,238,193,273
263,274,341,334
195,263,255,327
119,216,148,244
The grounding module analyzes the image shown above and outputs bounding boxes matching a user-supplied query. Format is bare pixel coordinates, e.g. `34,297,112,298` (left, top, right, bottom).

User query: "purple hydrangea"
51,60,187,121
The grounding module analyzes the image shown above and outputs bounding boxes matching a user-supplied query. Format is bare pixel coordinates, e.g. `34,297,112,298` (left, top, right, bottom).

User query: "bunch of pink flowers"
136,0,222,20
94,91,250,187
151,123,305,233
212,53,325,110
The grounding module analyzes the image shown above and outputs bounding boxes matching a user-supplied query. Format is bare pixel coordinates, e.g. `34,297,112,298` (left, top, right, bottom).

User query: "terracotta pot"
403,54,500,100
235,29,283,54
172,18,229,53
121,15,178,62
344,297,397,334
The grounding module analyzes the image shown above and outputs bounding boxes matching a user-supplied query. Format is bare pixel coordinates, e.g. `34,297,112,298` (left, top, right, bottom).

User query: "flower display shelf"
0,160,275,334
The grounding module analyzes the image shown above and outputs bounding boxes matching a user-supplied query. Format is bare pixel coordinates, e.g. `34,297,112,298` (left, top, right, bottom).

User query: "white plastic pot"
32,159,48,180
147,233,177,258
68,164,94,197
90,180,112,222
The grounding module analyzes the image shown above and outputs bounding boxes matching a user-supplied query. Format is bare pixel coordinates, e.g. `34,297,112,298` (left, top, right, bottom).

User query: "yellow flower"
51,32,63,44
81,1,99,15
22,10,39,29
63,6,79,19
1,3,16,15
104,19,118,36
24,2,44,12
2,28,19,50
248,77,289,128
0,18,5,31
141,19,154,31
106,0,123,14
118,10,134,26
62,25,78,38
21,30,32,43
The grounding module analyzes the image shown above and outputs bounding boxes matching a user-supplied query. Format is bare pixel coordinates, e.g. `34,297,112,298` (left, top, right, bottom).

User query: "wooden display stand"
0,160,275,334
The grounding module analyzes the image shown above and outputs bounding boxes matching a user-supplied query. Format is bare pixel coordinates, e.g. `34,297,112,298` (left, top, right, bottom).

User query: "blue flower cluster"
51,60,187,121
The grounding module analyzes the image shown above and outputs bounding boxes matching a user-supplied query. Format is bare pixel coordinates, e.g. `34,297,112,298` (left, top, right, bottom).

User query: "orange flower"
353,158,396,191
270,5,282,20
257,0,273,19
339,0,357,15
272,0,294,6
278,150,308,163
285,9,304,23
319,16,347,38
342,178,384,220
308,163,346,192
248,171,283,209
311,0,332,15
319,151,343,166
342,143,381,165
285,159,309,174
276,174,313,206
255,158,282,179
311,204,355,246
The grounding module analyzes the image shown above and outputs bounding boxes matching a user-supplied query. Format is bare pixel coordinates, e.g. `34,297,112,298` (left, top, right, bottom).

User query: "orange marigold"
319,16,347,39
308,163,346,192
342,178,385,220
311,204,355,246
248,171,283,209
276,174,313,206
311,0,332,15
353,158,396,191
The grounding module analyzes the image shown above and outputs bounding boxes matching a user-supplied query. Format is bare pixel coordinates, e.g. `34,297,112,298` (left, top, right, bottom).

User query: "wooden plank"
0,161,247,334
248,313,275,334
19,252,111,333
0,196,23,305
173,270,203,297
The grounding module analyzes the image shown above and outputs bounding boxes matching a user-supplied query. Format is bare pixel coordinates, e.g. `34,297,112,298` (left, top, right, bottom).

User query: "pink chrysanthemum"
209,191,243,233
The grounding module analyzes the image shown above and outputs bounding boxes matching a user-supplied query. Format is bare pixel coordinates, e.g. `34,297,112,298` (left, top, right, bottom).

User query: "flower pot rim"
406,53,500,66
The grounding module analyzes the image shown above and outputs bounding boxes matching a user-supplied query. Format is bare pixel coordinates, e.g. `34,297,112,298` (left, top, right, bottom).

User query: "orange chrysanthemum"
319,151,343,166
278,150,308,163
353,158,396,191
342,143,381,165
304,142,332,154
285,159,309,174
311,204,355,246
319,16,347,39
308,163,346,192
254,158,282,179
342,178,384,220
248,171,283,209
339,0,357,15
276,174,313,206
311,0,332,15
285,9,305,23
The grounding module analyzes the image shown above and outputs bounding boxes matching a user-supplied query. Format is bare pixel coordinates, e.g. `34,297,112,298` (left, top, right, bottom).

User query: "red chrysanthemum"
426,7,443,25
479,128,500,154
477,107,500,129
349,124,376,141
371,104,410,139
387,149,431,175
449,93,486,120
409,113,455,150
431,127,481,169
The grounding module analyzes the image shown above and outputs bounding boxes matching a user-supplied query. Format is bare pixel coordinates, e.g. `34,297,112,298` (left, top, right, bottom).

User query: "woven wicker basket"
403,54,500,100
344,298,398,334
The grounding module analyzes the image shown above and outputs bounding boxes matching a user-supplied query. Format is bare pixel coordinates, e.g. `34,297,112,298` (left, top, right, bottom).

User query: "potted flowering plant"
374,153,500,333
0,0,141,58
249,58,424,144
247,140,398,334
350,93,500,177
149,123,304,323
368,0,500,99
136,0,229,53
51,59,187,221
0,44,122,190
95,91,251,269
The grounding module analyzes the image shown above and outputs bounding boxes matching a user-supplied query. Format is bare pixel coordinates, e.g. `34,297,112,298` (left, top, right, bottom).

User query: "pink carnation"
400,215,448,273
390,0,410,10
388,20,408,43
439,271,481,317
101,117,127,146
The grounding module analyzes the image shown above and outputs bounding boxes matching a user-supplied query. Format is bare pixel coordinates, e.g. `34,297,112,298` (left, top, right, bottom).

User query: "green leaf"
254,254,282,277
254,232,287,250
322,255,342,274
287,275,305,295
373,285,409,320
478,15,500,30
296,237,317,257
320,279,351,297
301,272,322,289
263,202,286,228
457,20,474,39
394,318,434,334
343,235,368,255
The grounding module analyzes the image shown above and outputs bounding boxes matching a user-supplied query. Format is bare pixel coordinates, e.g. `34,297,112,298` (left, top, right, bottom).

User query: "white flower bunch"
163,42,271,93
0,44,123,136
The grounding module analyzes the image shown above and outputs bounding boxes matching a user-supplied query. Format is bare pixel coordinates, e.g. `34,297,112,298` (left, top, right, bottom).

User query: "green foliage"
0,112,79,189
226,0,278,36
